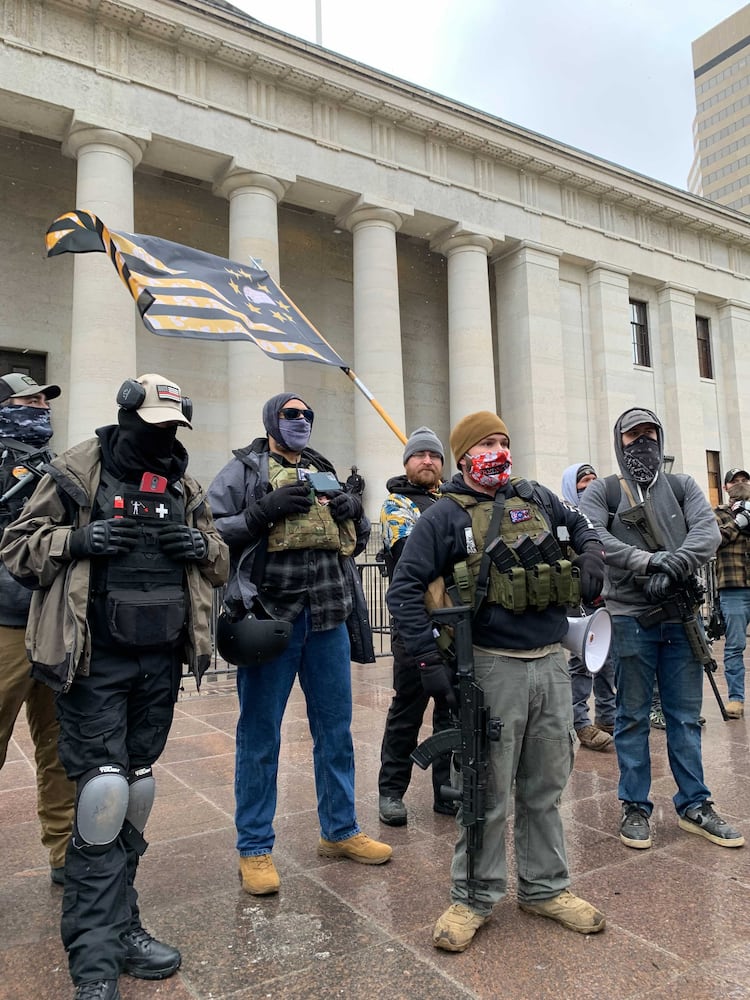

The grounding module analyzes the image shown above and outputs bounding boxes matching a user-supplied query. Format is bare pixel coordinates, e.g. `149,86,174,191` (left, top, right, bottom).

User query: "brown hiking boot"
432,903,487,952
725,700,745,719
317,832,392,864
576,724,614,751
519,889,605,933
238,854,280,895
594,718,614,734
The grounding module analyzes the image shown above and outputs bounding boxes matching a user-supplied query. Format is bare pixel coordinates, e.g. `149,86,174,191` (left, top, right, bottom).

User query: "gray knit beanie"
403,426,444,464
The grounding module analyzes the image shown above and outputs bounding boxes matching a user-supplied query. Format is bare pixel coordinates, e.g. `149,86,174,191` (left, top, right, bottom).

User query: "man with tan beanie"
387,410,607,952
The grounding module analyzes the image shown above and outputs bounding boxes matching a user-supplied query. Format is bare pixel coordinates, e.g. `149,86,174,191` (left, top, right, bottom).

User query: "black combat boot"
73,981,120,1000
121,926,181,980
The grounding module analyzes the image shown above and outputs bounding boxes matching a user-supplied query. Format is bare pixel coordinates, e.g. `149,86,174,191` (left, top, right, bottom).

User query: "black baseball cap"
0,373,61,405
724,468,750,485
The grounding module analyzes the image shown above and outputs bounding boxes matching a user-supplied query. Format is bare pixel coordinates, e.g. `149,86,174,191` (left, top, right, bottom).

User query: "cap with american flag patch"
132,373,192,427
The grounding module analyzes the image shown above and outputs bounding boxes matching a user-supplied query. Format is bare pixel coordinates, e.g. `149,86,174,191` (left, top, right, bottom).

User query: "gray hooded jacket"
579,408,720,616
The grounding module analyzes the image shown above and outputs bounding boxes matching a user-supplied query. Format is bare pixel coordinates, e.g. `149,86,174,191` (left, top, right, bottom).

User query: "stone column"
586,263,633,468
431,226,499,426
717,300,750,465
214,169,292,447
493,242,564,482
62,126,144,446
338,202,408,518
657,283,702,480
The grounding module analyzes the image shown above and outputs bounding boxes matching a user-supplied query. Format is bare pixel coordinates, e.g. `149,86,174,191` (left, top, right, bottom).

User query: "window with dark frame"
0,350,48,386
706,450,721,509
629,299,651,367
696,316,714,379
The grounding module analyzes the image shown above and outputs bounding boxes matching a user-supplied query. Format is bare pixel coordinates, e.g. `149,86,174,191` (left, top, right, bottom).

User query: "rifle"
618,495,729,720
410,604,502,904
0,446,52,524
637,575,729,721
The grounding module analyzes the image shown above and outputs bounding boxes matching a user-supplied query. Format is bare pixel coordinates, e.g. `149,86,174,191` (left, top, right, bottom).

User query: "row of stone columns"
60,125,501,509
59,124,750,498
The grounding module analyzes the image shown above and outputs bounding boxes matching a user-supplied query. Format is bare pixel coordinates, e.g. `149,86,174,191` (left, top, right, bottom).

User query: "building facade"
2,0,750,514
691,4,750,212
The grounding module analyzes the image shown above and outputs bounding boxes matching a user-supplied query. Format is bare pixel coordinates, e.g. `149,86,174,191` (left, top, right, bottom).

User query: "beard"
409,467,442,489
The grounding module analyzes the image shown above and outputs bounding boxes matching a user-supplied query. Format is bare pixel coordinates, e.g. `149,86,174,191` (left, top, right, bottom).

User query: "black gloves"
643,573,676,603
572,547,606,604
416,649,456,709
69,518,139,559
327,492,363,523
647,550,691,582
159,523,208,561
245,484,313,531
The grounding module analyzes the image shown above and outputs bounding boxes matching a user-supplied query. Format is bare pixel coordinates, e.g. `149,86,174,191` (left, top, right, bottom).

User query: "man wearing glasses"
208,393,392,897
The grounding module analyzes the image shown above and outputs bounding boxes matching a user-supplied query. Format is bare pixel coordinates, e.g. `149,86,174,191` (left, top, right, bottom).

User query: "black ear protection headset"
116,379,193,423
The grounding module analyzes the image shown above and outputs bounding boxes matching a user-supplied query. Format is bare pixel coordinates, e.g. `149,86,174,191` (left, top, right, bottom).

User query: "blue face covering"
279,418,312,453
0,405,53,447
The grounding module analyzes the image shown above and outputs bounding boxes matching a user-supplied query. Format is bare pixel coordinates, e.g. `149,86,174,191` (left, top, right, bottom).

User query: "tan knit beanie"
450,411,510,464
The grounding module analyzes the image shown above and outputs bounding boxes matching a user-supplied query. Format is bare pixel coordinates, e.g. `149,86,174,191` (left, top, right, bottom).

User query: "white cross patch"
155,503,169,519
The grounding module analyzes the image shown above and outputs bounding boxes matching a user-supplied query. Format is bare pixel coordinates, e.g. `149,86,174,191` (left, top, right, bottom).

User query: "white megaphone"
562,607,612,674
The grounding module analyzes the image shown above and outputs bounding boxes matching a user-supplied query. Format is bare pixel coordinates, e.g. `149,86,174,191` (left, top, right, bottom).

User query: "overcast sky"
231,0,747,192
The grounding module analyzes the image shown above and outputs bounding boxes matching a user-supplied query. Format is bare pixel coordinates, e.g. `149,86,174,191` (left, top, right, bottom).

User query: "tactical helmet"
215,608,292,666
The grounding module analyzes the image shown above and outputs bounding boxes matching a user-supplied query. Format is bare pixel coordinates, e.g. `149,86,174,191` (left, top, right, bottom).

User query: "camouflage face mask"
0,405,53,447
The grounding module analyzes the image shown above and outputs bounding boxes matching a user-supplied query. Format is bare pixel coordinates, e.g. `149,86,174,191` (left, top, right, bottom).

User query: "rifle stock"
410,604,502,903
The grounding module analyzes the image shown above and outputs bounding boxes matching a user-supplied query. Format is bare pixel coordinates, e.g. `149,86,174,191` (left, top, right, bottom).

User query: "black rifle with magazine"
0,439,53,527
410,602,502,904
615,487,729,721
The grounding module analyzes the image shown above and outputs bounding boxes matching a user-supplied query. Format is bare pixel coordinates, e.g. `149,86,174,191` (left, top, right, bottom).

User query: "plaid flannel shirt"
714,504,750,589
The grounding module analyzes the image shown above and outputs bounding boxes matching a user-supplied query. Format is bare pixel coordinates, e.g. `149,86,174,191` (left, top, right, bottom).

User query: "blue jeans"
719,588,750,703
234,607,359,855
612,616,709,816
568,652,616,729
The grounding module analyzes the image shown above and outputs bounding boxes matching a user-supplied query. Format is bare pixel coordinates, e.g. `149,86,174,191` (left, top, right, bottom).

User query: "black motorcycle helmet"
216,606,292,666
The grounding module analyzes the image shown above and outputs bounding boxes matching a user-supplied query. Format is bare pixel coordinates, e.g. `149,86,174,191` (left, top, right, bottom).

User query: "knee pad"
126,765,155,834
74,765,129,848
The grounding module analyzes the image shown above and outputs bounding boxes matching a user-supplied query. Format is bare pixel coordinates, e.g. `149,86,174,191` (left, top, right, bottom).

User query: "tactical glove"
416,649,456,709
643,573,676,603
159,523,208,561
732,500,750,534
572,548,606,604
245,484,313,531
327,491,363,523
647,550,691,582
69,518,139,559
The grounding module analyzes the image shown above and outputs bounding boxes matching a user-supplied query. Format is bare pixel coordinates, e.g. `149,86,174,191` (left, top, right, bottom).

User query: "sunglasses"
279,407,314,421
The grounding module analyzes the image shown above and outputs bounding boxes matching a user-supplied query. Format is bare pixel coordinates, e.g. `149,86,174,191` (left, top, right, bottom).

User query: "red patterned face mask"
465,449,512,488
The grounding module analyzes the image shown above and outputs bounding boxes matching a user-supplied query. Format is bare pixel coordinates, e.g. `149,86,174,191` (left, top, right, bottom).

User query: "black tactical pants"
378,633,452,802
56,640,182,985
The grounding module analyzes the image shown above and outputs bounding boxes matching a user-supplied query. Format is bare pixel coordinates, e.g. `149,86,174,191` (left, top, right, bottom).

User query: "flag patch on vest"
464,526,477,554
123,491,172,519
509,508,532,524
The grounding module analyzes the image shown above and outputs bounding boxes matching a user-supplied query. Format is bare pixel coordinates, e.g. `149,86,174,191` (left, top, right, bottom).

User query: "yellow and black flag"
45,210,346,367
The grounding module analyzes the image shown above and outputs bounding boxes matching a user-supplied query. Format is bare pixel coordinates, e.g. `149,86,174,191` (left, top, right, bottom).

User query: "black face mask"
110,409,179,480
623,435,662,484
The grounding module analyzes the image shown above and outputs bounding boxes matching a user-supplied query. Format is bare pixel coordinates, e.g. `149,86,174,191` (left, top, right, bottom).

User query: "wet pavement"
3,651,750,1000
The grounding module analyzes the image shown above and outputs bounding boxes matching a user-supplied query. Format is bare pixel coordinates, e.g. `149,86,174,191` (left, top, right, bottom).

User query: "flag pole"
341,368,407,445
247,257,407,446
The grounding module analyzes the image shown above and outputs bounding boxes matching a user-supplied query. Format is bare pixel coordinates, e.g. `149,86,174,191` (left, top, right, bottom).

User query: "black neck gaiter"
622,436,662,484
107,410,185,483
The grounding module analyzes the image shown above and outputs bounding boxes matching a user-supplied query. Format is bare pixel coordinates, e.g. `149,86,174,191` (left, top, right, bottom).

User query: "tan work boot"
576,725,614,751
725,700,745,719
432,903,487,952
238,854,280,895
519,889,605,933
317,831,392,864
